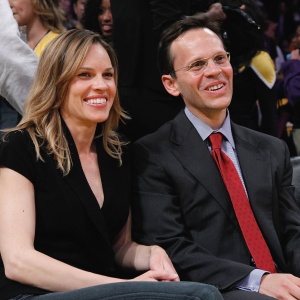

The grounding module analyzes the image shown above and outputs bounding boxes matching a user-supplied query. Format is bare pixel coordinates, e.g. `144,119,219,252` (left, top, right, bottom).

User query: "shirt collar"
184,106,236,149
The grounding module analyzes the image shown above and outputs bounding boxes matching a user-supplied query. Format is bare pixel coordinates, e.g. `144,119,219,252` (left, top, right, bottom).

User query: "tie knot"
209,133,223,150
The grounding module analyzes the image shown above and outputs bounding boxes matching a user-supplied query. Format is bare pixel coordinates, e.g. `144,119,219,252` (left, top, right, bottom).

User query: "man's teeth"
86,98,106,104
208,84,223,91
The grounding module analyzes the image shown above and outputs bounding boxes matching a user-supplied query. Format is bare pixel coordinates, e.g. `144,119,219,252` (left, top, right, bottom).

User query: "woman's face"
9,0,35,26
60,43,116,130
98,0,113,38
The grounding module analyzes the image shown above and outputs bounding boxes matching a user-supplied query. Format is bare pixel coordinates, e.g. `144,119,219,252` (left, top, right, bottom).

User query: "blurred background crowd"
2,0,300,155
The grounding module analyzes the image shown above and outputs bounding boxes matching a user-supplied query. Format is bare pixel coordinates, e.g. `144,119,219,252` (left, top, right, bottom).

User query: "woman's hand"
148,246,180,281
130,270,178,282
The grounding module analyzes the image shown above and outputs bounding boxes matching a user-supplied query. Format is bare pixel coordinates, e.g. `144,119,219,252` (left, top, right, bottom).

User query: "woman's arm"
0,167,129,292
0,167,177,292
114,211,179,280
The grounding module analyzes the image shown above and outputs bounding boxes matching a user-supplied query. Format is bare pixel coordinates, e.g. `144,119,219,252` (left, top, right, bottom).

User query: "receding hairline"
169,27,223,64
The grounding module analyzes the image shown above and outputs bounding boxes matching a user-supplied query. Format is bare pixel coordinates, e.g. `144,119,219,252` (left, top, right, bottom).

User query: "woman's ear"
161,74,181,97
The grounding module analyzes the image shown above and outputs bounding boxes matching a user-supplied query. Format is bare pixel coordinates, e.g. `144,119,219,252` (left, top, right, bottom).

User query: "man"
131,13,300,300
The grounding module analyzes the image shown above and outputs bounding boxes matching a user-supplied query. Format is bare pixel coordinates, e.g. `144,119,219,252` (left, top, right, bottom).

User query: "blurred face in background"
9,0,35,26
98,0,113,38
74,0,86,20
290,25,300,50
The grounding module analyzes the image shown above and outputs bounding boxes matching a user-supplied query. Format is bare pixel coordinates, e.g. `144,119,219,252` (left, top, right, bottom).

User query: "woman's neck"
26,17,49,50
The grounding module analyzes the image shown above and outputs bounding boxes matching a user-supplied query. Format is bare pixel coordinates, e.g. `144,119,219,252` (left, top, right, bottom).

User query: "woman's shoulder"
1,129,32,148
0,129,38,182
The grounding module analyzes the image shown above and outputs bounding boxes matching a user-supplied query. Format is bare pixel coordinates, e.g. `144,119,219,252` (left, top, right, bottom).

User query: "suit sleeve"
276,140,300,276
131,140,254,291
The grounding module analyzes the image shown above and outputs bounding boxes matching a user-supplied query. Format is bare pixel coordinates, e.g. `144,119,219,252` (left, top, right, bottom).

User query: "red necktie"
209,133,276,273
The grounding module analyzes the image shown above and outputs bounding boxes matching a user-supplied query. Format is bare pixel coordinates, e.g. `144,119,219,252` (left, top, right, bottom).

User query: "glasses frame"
170,52,230,77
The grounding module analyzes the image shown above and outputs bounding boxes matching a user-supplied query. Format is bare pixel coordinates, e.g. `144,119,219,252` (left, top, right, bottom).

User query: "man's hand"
260,273,300,299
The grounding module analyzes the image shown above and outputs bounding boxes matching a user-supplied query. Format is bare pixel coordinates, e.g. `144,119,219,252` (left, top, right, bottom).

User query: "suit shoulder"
233,124,287,150
134,121,173,148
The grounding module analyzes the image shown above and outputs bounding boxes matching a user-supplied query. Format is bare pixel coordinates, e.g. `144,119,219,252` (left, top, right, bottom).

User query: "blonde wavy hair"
32,0,65,33
12,29,128,176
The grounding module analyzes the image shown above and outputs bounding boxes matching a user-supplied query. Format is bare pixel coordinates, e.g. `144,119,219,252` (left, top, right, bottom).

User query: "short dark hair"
157,13,223,77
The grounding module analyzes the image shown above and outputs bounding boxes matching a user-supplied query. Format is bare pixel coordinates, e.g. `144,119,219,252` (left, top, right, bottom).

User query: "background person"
0,0,37,135
9,0,65,57
82,0,113,42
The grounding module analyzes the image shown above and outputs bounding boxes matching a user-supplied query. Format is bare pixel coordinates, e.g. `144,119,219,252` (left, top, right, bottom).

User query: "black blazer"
0,125,130,299
132,110,300,290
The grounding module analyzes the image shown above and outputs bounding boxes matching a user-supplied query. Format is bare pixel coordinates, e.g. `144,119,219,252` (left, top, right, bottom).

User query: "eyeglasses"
170,52,230,77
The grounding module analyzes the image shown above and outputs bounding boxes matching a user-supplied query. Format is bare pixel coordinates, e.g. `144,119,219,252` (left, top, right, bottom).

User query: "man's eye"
190,60,206,70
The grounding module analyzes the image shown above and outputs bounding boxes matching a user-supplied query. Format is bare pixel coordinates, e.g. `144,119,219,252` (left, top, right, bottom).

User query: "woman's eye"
78,72,92,78
103,72,114,78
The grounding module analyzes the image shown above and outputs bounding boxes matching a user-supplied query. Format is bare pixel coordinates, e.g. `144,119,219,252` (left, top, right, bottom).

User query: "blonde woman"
9,0,65,57
0,29,222,300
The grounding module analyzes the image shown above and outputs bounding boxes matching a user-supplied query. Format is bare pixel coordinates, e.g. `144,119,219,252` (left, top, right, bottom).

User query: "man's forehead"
172,28,222,53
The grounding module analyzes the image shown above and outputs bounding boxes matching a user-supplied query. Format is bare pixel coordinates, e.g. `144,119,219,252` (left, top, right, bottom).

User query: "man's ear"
161,74,181,97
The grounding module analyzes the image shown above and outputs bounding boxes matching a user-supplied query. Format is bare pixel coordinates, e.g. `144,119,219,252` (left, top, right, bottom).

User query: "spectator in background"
280,31,300,155
263,19,285,73
0,0,38,137
110,0,225,142
60,0,74,28
9,0,65,57
2,0,65,136
70,0,87,29
218,0,278,137
82,0,113,42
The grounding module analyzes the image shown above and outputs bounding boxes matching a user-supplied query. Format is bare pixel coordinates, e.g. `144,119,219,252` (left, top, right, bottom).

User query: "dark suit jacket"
132,110,300,291
0,125,130,299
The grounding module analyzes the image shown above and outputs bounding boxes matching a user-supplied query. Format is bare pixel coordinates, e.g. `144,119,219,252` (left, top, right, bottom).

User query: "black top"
0,124,130,299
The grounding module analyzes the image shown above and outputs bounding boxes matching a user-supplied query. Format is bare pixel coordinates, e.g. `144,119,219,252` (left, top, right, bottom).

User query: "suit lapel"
231,125,277,228
231,123,273,220
170,113,285,265
169,111,237,222
231,123,285,265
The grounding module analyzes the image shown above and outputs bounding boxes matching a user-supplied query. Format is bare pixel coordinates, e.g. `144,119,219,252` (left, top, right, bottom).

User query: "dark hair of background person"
81,0,110,39
217,0,266,72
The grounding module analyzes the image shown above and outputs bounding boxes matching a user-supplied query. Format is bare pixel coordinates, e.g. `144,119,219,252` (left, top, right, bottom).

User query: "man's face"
162,28,233,122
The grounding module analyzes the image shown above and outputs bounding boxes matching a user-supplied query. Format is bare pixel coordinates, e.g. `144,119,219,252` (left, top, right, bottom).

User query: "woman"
0,29,222,300
9,0,65,57
82,0,113,41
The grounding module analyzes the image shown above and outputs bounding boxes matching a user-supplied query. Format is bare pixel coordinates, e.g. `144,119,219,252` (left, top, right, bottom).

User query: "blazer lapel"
63,123,112,248
169,111,238,223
